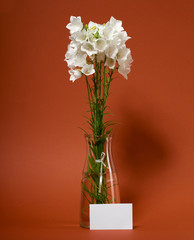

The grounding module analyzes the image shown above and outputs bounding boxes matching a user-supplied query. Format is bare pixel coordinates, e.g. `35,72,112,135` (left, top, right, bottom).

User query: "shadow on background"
116,107,172,221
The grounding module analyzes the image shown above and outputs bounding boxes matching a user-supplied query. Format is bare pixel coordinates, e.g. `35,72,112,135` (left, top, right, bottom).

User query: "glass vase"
80,134,120,228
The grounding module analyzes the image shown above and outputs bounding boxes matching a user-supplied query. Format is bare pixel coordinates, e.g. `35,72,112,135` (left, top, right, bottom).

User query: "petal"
101,25,114,40
117,46,131,60
66,16,83,34
109,16,124,32
69,68,82,82
81,42,97,56
105,44,118,59
71,30,87,42
95,38,107,52
81,64,95,76
105,57,116,69
118,65,131,79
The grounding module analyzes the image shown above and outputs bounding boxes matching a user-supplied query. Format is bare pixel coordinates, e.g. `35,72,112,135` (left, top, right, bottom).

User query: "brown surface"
0,0,194,239
0,224,193,240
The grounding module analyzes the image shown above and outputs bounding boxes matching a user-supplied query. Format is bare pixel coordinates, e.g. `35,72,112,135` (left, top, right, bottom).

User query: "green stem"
85,76,94,123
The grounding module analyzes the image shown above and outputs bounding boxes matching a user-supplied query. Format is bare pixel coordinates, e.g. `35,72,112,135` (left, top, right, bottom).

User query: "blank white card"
90,203,133,230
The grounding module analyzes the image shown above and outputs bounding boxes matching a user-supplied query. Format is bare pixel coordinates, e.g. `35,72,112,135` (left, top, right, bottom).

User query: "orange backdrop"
0,0,194,239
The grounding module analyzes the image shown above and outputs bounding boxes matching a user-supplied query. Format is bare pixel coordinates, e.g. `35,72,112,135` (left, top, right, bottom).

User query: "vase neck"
84,134,115,174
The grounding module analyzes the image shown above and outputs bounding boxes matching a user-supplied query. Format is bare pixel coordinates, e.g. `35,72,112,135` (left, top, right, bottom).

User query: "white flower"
105,43,118,59
69,69,82,82
69,40,80,49
95,38,107,52
100,25,114,40
127,53,133,65
117,46,131,61
65,46,76,60
65,58,76,68
117,31,131,45
118,64,131,79
87,32,96,43
65,51,87,68
118,52,133,66
109,16,124,33
71,29,87,43
65,41,80,59
118,54,133,79
110,35,122,47
81,42,97,56
105,57,116,69
75,53,87,67
81,64,95,76
88,21,99,33
65,16,133,81
66,16,83,34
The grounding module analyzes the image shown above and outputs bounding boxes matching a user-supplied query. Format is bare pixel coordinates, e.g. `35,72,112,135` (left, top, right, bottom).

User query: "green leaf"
88,155,96,171
106,128,113,135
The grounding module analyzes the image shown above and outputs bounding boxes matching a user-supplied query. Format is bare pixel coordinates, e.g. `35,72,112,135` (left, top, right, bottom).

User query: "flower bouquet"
65,16,133,228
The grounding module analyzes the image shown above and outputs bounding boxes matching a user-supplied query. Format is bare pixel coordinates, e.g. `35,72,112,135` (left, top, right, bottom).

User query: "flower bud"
84,24,88,30
90,26,96,31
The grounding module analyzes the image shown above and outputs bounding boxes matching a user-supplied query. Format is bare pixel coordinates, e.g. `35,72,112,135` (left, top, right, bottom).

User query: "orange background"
0,0,194,239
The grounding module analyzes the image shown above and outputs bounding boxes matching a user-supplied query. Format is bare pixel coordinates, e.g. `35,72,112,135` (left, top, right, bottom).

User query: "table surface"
1,223,194,240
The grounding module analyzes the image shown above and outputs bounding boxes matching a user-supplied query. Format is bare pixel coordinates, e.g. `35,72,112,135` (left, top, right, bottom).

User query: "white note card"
90,203,133,230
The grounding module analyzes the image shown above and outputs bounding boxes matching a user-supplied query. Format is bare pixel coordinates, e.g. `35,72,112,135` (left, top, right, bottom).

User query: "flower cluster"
65,16,133,82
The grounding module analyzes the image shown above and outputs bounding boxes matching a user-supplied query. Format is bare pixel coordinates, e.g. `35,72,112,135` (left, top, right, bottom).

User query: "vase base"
80,223,89,229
